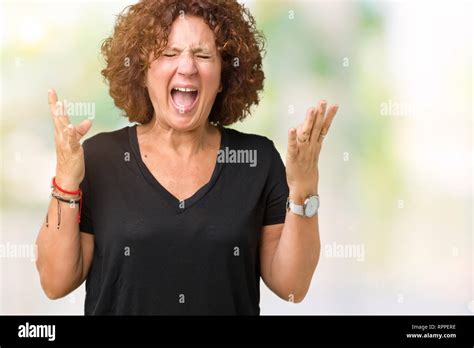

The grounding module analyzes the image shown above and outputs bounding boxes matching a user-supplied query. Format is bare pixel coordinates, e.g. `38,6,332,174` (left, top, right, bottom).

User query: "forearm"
270,189,321,302
36,191,84,299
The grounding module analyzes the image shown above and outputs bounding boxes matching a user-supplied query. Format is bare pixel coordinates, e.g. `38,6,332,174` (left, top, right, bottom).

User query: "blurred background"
0,0,472,314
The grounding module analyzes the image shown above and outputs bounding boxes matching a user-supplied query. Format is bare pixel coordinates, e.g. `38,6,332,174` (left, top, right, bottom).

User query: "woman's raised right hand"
48,89,93,191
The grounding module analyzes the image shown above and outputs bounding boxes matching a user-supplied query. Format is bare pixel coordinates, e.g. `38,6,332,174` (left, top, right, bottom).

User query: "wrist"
51,188,80,200
288,188,318,204
52,176,82,201
54,176,80,191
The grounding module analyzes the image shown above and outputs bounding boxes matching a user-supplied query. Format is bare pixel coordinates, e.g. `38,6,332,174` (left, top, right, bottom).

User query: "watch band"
286,199,305,216
286,195,320,217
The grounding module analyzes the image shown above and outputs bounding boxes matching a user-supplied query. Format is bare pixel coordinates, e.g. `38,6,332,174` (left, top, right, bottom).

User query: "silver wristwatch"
286,195,320,217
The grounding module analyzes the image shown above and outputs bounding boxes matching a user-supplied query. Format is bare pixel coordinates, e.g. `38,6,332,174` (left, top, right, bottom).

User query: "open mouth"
170,87,199,113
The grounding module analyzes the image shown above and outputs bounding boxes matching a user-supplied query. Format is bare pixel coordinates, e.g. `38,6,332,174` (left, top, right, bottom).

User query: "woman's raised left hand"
285,100,339,197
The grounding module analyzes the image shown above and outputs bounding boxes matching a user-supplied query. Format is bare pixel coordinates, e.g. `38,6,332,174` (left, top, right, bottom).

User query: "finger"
55,100,71,127
299,107,316,143
48,89,59,116
67,124,81,152
48,89,62,133
312,100,326,137
296,124,305,144
320,104,338,136
75,119,93,139
288,127,298,157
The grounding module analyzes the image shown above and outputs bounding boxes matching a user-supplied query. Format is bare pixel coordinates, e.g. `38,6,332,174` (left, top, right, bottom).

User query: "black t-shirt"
79,124,289,315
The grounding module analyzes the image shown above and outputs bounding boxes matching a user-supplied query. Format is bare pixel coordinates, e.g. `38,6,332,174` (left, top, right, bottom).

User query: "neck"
137,115,215,159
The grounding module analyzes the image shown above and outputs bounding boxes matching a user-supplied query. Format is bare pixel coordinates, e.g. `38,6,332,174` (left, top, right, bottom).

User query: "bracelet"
52,176,81,195
51,191,81,204
45,177,83,227
51,187,80,199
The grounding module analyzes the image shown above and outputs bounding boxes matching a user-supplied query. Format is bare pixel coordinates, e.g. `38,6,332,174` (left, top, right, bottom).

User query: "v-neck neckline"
129,124,227,214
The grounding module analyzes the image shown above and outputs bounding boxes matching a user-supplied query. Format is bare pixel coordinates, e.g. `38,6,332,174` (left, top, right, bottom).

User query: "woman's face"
146,15,222,132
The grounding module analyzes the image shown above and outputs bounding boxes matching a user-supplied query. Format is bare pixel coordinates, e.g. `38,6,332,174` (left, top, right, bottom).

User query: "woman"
35,0,338,315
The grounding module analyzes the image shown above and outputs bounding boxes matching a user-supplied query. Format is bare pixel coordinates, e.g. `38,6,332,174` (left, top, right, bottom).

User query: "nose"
177,52,198,76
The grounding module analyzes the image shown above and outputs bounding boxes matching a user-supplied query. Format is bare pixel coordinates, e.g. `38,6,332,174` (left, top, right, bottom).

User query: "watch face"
304,196,319,217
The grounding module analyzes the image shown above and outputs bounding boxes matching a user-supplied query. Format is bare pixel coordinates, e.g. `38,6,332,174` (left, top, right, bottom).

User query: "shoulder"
82,125,130,149
81,125,131,153
222,127,284,171
81,125,132,164
223,127,277,152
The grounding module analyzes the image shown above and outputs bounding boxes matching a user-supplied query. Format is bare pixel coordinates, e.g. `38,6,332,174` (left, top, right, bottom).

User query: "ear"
218,83,223,93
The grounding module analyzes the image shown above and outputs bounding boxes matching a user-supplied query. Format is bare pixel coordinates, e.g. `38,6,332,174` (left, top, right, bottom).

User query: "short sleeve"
262,142,289,226
79,140,94,234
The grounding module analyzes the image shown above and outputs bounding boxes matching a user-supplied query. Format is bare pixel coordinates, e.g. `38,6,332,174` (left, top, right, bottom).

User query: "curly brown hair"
100,0,265,126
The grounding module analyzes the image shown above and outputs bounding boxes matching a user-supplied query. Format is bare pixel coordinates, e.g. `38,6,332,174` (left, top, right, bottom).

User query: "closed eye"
197,55,211,59
163,53,176,57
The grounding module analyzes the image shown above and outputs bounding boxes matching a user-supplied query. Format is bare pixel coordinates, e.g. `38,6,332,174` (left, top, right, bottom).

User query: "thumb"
75,119,93,139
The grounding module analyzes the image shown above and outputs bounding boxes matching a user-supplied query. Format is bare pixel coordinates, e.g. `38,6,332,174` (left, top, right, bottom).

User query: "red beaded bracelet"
51,177,82,223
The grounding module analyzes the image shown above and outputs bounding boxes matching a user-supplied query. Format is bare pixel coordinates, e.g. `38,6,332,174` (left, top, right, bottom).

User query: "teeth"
173,87,197,92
